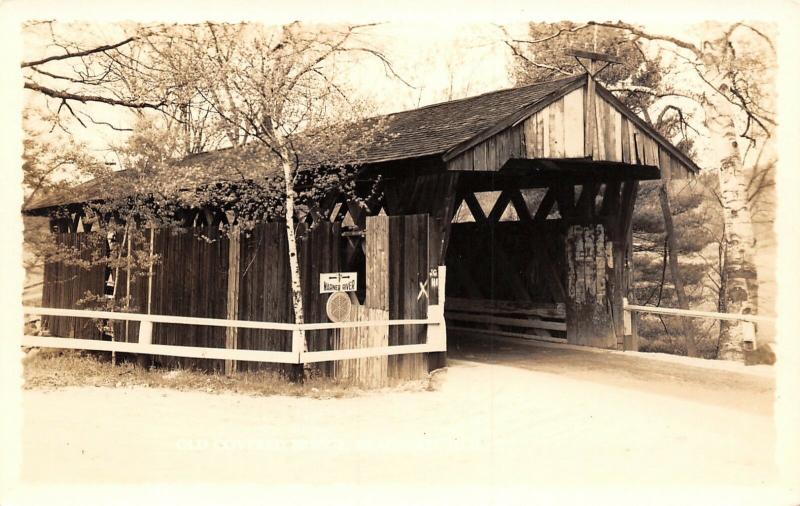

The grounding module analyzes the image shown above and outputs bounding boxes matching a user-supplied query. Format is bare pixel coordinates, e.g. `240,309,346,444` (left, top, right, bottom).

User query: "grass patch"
23,349,435,398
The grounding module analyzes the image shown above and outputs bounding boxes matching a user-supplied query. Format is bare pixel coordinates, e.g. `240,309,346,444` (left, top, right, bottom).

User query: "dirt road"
449,333,775,415
15,338,788,503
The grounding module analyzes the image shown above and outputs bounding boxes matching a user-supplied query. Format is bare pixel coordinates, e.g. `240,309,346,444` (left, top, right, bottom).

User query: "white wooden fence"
622,298,775,349
22,306,446,364
22,268,447,365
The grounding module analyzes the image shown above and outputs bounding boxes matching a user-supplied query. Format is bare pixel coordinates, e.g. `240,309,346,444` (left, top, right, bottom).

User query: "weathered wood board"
148,227,230,372
387,214,430,380
39,214,439,381
445,81,692,179
334,305,389,387
564,224,617,348
42,232,108,340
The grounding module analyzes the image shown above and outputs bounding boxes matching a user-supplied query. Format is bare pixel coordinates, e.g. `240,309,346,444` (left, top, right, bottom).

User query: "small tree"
22,22,398,375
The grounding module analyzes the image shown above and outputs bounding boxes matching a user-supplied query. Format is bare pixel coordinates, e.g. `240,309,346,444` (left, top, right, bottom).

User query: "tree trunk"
702,80,759,361
658,182,697,357
716,229,729,355
278,149,308,379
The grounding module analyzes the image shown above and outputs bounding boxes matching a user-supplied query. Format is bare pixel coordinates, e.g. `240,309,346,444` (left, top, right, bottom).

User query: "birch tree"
504,21,775,360
592,21,774,360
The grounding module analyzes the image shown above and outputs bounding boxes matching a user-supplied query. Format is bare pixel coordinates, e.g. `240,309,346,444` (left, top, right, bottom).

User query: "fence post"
137,227,155,369
742,321,757,351
292,329,304,364
138,320,153,346
426,266,447,351
622,297,634,351
225,227,241,375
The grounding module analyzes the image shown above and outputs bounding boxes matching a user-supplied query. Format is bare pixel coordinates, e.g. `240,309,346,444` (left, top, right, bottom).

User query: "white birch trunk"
701,72,759,361
277,146,307,362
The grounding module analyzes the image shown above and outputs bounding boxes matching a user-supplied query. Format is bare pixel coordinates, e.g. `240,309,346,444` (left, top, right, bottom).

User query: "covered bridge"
24,72,699,383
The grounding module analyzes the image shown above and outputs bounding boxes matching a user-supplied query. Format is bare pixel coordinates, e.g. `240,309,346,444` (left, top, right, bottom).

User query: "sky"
21,21,518,167
17,18,776,174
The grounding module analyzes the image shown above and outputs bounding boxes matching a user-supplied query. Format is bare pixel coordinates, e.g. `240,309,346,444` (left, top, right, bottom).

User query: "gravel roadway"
13,334,789,505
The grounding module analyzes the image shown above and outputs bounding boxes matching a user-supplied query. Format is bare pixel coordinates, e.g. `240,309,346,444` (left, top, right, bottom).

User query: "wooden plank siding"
148,227,230,372
236,221,344,377
383,172,459,263
112,231,150,343
298,221,342,378
39,216,437,382
387,214,430,380
236,222,294,375
445,83,692,179
562,87,584,157
41,232,108,340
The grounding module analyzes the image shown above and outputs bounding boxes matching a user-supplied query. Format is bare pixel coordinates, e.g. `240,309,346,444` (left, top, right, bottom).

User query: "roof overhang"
454,158,660,193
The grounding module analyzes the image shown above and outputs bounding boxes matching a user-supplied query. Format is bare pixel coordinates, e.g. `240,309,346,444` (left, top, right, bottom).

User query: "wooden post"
124,225,132,343
564,223,617,348
624,215,639,351
585,70,596,158
138,320,153,345
365,215,389,311
426,245,447,372
336,215,390,386
741,321,757,351
622,297,634,350
137,227,155,369
426,265,447,351
621,180,640,351
224,228,241,375
609,237,626,349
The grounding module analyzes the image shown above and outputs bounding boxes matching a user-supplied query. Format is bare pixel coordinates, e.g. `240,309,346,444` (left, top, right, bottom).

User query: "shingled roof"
353,74,583,164
26,73,683,212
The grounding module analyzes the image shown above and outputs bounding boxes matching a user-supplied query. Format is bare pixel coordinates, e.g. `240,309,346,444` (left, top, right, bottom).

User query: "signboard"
429,267,439,290
319,272,357,293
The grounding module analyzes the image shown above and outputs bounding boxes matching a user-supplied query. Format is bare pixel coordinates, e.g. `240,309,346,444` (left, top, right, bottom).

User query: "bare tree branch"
498,22,591,46
77,111,134,132
502,40,574,76
588,21,702,58
24,80,165,110
21,36,138,68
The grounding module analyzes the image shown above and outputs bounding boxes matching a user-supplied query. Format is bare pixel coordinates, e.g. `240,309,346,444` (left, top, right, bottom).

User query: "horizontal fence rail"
22,305,447,364
622,299,774,351
623,303,775,324
22,306,441,331
20,335,300,364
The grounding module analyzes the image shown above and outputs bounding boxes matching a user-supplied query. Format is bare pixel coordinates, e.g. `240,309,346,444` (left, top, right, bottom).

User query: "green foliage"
637,315,721,358
631,177,725,356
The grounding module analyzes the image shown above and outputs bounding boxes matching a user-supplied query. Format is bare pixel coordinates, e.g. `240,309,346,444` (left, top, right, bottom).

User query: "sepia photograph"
1,1,798,504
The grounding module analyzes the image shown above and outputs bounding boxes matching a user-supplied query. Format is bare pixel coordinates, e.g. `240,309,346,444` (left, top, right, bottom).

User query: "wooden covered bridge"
24,72,699,383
